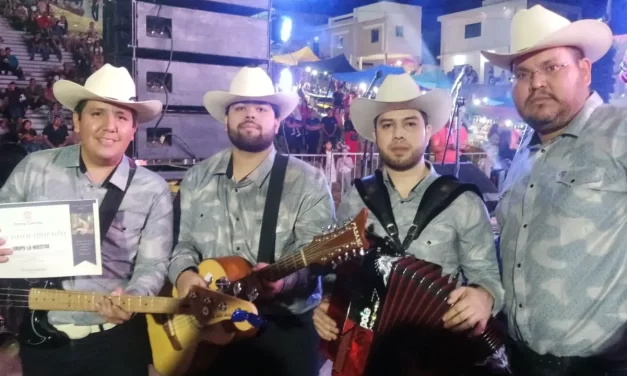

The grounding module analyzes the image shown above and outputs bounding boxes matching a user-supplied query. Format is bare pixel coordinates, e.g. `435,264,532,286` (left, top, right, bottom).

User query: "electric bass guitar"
0,280,256,349
147,208,370,376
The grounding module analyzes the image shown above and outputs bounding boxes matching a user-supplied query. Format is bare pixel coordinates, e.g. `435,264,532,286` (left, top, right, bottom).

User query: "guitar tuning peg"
331,261,337,269
359,248,366,256
327,225,332,230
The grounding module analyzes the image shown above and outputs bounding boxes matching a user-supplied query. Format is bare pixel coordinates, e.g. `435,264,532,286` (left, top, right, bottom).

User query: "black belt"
510,341,627,374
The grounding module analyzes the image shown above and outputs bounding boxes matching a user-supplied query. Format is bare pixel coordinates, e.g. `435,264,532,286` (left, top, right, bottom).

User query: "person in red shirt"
430,122,469,164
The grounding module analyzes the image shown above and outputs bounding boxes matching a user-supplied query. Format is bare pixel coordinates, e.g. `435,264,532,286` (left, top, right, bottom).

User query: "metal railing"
289,152,489,199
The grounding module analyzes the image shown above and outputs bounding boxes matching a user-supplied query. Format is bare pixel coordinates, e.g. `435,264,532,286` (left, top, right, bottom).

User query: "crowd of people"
0,0,102,153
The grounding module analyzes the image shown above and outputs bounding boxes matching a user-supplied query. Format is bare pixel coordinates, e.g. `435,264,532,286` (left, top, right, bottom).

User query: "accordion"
322,253,510,376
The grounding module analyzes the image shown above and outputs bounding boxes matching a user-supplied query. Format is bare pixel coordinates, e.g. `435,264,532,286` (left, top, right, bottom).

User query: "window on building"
371,29,380,43
464,22,481,38
335,35,344,49
395,25,404,38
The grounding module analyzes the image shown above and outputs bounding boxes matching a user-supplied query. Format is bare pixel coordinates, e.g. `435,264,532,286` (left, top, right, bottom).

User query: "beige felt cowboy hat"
350,73,452,142
53,64,163,123
203,66,299,123
481,5,613,71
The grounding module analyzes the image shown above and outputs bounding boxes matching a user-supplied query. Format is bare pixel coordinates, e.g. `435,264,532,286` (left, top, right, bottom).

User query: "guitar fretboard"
28,289,183,314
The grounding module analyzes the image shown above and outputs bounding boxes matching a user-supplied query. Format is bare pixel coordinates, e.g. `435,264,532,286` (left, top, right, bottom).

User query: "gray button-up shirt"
0,145,173,325
168,148,335,315
496,92,627,358
337,163,504,313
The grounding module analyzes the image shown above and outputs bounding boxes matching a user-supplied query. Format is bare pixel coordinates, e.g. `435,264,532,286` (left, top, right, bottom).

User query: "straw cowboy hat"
53,64,163,123
481,5,613,71
350,73,452,142
203,66,299,123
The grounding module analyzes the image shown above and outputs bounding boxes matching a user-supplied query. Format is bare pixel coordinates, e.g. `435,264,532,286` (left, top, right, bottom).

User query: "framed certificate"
0,200,102,278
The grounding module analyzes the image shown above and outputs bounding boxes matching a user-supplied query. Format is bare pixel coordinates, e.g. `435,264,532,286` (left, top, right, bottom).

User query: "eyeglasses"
512,63,570,82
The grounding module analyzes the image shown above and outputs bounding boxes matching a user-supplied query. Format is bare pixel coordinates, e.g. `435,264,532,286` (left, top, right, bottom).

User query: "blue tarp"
413,70,452,89
331,65,405,83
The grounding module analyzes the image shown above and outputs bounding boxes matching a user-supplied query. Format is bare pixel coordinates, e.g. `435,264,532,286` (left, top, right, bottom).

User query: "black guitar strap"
257,154,289,264
98,160,137,243
355,170,483,252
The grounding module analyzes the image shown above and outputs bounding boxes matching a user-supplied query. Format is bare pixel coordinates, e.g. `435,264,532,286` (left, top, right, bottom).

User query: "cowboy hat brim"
202,91,299,123
350,89,452,142
481,19,613,71
53,80,163,123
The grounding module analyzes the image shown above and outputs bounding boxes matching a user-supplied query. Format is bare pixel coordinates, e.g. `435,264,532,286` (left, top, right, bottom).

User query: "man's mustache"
527,92,557,104
238,121,261,129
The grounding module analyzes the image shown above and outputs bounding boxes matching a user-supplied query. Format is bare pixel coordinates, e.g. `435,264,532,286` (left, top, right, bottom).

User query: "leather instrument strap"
354,170,483,253
257,154,289,264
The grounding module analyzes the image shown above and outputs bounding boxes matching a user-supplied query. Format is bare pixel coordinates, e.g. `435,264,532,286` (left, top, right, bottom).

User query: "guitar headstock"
307,208,370,268
185,286,259,332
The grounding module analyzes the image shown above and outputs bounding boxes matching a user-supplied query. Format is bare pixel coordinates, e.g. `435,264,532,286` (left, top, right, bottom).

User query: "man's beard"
516,93,572,136
379,145,424,172
227,121,275,153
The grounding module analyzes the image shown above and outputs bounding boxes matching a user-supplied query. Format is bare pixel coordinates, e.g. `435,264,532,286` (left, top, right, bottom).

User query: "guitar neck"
28,289,183,314
256,247,312,282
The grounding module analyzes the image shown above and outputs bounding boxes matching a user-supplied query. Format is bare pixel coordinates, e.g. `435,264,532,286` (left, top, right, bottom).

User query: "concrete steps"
0,16,74,132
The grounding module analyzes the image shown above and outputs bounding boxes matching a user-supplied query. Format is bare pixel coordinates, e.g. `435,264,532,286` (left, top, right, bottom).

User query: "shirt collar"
527,91,603,147
219,147,277,187
62,145,131,190
383,161,439,197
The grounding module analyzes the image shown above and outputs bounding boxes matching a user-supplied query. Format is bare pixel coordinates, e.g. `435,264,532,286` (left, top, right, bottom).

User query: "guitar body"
148,210,370,376
148,256,257,376
0,278,69,348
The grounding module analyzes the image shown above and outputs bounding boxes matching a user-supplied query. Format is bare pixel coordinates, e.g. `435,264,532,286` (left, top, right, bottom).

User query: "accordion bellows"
323,255,508,376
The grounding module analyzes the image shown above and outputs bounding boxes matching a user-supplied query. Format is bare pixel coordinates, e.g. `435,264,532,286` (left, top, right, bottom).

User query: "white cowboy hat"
481,5,613,71
53,64,163,123
350,74,452,142
203,66,299,122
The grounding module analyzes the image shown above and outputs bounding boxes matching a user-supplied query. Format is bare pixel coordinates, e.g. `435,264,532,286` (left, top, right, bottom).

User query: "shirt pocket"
107,210,146,251
412,223,458,268
553,167,627,217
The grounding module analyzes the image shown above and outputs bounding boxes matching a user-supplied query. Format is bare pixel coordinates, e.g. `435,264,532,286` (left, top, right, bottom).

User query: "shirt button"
427,241,431,245
541,149,546,153
519,304,523,308
517,263,521,268
236,217,240,221
235,189,238,193
523,224,528,228
529,184,534,188
236,247,240,251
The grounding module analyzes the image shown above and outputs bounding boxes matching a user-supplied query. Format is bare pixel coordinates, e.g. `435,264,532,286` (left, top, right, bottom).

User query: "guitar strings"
0,226,364,321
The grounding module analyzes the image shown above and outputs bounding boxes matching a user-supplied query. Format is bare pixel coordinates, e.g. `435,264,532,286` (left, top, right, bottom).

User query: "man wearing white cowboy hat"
0,64,173,376
313,74,503,370
169,66,334,376
482,5,627,375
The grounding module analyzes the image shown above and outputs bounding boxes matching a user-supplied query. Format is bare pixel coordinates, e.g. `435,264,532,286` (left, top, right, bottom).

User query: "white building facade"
317,1,423,69
438,0,580,84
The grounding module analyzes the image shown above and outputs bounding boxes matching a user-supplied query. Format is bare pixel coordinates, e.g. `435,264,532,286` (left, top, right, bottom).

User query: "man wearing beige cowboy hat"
0,64,173,376
482,5,627,375
169,66,334,376
313,74,503,372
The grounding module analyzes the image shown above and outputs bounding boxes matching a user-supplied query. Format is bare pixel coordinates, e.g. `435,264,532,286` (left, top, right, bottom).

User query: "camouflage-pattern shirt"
496,92,627,357
337,163,504,313
168,148,335,315
0,144,173,325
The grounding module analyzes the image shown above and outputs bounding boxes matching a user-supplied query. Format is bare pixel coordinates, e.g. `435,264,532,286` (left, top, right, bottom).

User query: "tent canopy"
272,46,319,66
331,64,404,84
297,54,356,73
413,70,452,90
